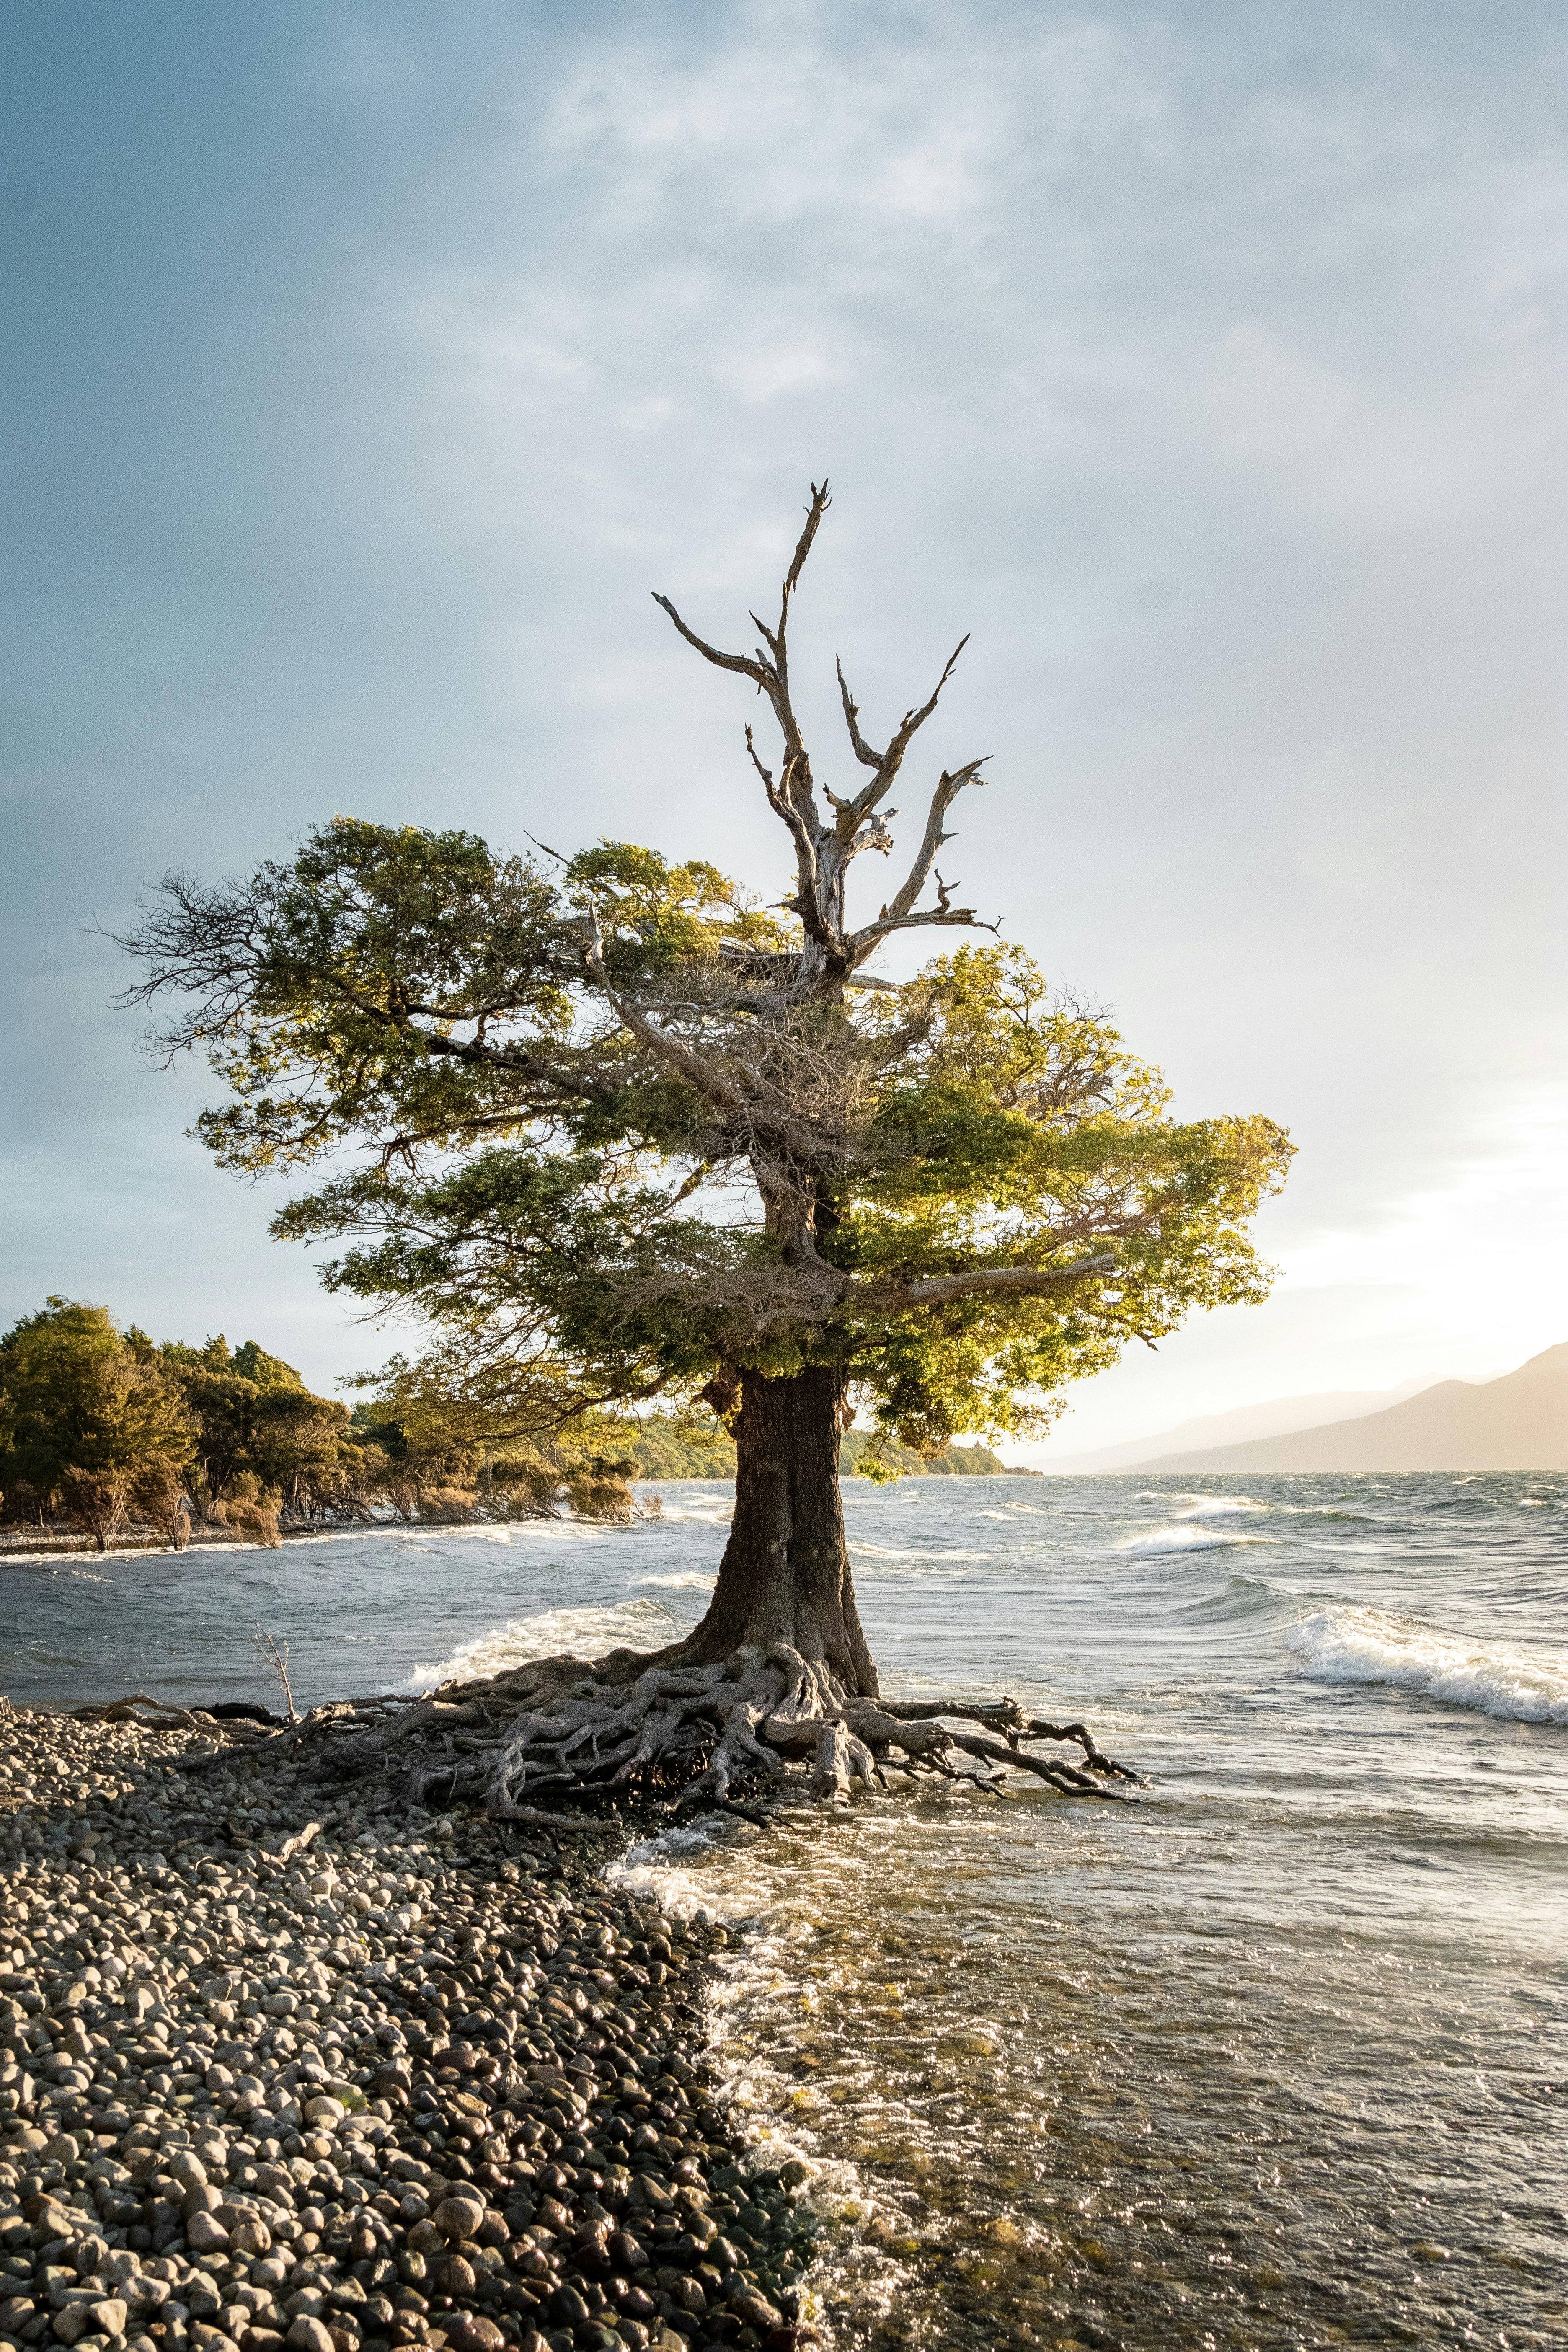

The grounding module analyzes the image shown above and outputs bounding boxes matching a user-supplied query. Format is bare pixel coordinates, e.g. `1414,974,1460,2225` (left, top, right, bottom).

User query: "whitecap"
1178,1496,1267,1519
1286,1605,1568,1725
635,1572,716,1590
400,1595,676,1690
850,1542,995,1563
393,1516,611,1546
1119,1525,1275,1556
606,1825,756,1925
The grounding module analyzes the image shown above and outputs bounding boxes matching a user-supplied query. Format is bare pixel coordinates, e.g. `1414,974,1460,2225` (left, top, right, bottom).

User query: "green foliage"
620,1414,738,1480
614,1415,1005,1480
0,1300,381,1534
563,840,794,984
0,1300,193,1515
840,1429,1006,1478
120,813,1292,1455
230,1339,306,1391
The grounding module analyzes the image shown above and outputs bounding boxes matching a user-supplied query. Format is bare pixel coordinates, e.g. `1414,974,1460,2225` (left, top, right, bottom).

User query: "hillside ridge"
1119,1343,1568,1473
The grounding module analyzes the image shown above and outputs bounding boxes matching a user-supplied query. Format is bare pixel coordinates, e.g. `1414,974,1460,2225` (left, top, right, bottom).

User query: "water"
5,1473,1568,2349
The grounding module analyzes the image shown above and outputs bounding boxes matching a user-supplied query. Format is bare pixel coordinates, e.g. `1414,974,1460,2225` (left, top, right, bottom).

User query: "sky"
3,0,1565,1458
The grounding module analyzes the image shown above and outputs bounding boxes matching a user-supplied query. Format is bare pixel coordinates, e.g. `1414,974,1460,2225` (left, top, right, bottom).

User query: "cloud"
5,0,1567,1418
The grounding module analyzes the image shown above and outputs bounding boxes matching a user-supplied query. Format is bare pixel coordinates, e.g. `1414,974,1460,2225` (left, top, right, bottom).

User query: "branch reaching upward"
847,760,992,962
656,486,994,987
833,635,969,822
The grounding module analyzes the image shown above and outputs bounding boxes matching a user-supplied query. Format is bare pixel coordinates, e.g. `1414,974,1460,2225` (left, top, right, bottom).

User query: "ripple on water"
625,1784,1568,2352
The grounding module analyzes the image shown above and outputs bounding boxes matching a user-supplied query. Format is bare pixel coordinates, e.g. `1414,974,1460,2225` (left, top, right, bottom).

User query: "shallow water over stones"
631,1794,1568,2351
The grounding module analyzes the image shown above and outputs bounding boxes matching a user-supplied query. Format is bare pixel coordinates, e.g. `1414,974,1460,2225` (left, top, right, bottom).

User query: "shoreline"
0,1701,823,2352
0,1465,1051,1568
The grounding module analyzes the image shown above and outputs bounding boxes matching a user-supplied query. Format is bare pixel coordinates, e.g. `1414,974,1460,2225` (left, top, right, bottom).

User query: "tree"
159,1334,358,1520
118,486,1292,1804
0,1300,194,1547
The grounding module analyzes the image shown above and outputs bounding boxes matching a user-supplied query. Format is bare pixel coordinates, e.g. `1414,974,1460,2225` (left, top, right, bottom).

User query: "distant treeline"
0,1299,631,1551
0,1299,1013,1553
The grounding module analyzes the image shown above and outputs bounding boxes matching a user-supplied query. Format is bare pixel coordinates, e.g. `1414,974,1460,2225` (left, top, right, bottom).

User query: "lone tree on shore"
119,487,1291,1808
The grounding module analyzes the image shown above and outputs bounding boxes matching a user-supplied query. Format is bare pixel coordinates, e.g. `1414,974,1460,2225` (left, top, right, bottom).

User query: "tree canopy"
117,485,1292,1468
106,484,1295,1803
0,1303,373,1540
0,1301,191,1506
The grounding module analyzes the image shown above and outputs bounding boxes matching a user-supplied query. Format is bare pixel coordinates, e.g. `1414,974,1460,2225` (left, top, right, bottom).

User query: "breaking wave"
649,1496,734,1525
402,1595,679,1690
1286,1605,1568,1725
1120,1524,1275,1556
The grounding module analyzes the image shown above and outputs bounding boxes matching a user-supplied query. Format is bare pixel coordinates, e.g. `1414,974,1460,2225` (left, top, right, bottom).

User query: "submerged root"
280,1642,1143,1815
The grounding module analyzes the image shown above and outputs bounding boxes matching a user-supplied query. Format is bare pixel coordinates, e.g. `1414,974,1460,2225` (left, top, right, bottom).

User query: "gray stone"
432,2197,485,2244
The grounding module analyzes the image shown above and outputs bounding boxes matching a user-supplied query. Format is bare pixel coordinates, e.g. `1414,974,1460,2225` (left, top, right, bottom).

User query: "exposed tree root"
284,1643,1143,1814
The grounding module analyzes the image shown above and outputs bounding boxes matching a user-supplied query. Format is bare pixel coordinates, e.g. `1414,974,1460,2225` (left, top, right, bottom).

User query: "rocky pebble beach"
0,1698,825,2352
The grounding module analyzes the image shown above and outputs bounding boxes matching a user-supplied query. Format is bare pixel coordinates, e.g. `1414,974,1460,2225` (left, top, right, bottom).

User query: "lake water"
5,1472,1567,2350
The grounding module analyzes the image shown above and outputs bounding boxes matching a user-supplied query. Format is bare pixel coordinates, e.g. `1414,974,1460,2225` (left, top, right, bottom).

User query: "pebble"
0,1698,822,2352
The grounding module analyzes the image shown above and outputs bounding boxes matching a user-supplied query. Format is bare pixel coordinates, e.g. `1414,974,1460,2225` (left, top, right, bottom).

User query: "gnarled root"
289,1641,1142,1814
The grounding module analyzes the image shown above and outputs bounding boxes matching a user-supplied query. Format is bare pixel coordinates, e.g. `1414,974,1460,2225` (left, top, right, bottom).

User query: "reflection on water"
5,1472,1567,2347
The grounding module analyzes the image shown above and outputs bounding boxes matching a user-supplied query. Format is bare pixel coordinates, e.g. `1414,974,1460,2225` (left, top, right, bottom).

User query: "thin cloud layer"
2,0,1563,1438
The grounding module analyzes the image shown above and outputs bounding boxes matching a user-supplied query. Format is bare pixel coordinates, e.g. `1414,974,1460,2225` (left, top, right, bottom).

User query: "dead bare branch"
253,1625,298,1724
659,488,991,990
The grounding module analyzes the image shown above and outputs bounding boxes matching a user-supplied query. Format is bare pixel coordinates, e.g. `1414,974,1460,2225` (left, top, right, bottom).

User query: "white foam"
849,1542,995,1564
1287,1605,1568,1725
401,1595,677,1690
1178,1496,1267,1518
635,1571,716,1590
651,1499,734,1525
605,1822,752,1925
395,1516,611,1545
1120,1525,1273,1555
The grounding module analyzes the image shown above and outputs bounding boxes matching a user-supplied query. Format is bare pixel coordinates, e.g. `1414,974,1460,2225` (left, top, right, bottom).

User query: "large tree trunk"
676,1364,879,1695
315,1365,1141,1812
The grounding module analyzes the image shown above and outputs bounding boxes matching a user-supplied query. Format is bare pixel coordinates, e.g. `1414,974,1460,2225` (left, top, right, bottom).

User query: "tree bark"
676,1364,878,1695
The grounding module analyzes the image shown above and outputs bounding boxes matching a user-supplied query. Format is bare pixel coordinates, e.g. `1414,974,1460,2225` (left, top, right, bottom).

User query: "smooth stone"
443,2320,504,2352
286,2322,336,2352
432,2199,486,2244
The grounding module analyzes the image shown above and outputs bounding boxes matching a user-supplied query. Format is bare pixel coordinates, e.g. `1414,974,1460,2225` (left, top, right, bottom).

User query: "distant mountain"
1046,1379,1432,1472
1122,1344,1568,1473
